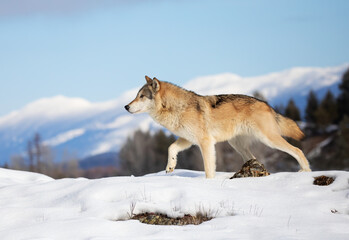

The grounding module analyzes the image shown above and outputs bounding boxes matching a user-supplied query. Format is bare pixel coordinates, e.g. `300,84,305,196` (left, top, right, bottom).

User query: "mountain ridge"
1,64,348,164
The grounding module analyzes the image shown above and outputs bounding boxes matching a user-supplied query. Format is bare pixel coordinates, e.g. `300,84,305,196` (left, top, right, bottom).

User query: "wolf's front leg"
166,138,192,173
199,139,216,179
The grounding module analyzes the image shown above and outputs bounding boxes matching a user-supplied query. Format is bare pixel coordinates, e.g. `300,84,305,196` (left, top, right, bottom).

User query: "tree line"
119,129,248,176
6,133,81,178
277,68,349,128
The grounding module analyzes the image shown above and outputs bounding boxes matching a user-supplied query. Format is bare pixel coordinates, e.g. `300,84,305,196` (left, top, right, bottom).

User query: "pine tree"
337,68,349,121
284,99,301,121
315,90,337,127
336,115,349,168
305,90,318,123
322,90,337,123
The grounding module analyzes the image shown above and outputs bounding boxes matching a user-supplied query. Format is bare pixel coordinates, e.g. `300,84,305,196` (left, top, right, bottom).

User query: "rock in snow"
230,159,270,178
0,168,348,239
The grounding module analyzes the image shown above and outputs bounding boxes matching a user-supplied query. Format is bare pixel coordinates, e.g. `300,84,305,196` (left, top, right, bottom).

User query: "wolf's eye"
140,95,144,98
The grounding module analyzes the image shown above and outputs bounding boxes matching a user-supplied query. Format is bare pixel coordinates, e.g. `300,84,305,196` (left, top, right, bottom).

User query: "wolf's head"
124,76,160,114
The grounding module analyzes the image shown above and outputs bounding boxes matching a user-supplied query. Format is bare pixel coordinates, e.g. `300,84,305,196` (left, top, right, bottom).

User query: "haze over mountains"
0,64,348,164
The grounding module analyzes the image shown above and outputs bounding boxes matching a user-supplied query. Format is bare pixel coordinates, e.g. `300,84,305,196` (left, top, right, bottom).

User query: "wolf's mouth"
124,105,140,114
129,110,140,114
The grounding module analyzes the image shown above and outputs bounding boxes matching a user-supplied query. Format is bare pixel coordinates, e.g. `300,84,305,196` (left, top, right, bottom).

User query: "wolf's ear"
152,77,160,92
145,75,152,84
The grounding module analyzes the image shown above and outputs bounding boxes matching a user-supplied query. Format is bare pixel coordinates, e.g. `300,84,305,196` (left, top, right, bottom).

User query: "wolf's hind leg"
166,138,192,173
258,133,311,172
228,136,256,162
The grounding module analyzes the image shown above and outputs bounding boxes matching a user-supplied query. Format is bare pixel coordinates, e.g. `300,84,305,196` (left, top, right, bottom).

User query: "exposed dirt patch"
313,175,335,186
131,213,211,225
230,159,270,179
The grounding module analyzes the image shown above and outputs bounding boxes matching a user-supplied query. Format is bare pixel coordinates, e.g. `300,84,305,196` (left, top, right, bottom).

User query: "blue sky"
0,0,348,116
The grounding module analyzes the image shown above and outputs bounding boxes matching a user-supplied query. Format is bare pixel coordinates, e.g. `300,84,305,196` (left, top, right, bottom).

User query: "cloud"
0,0,147,17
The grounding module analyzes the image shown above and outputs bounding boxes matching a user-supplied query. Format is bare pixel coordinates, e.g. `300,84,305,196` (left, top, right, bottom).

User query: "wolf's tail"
275,113,305,140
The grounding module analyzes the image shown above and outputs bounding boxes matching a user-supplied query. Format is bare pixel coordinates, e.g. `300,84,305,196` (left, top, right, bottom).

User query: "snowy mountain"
185,64,347,109
0,168,348,239
0,64,348,164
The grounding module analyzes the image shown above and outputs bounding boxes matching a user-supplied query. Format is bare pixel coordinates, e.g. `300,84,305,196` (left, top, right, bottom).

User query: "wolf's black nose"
124,105,130,111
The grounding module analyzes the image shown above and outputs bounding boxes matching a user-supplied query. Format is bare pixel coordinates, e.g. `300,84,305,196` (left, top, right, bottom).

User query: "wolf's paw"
299,168,312,172
166,166,175,173
166,157,176,173
166,162,176,173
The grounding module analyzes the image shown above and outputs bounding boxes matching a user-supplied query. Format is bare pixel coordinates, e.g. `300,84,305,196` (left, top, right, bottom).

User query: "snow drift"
0,168,348,239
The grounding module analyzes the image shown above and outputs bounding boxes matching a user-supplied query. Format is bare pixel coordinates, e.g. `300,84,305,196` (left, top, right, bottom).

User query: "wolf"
125,76,311,178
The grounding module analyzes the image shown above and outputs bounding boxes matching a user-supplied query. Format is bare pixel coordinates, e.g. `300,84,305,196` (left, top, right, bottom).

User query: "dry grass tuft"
131,213,211,225
313,175,334,186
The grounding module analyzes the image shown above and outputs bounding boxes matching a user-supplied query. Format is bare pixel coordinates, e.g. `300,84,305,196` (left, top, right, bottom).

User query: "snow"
0,168,348,239
44,128,86,146
0,95,120,130
95,115,134,130
184,64,349,100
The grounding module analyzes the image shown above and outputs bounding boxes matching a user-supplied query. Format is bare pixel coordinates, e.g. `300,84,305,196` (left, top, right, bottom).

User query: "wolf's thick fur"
125,76,311,178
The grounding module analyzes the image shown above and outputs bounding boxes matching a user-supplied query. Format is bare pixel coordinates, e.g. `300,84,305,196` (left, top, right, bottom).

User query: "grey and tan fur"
125,76,311,178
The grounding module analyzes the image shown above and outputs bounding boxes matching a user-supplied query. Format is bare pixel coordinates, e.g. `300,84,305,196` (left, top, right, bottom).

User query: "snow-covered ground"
0,168,348,240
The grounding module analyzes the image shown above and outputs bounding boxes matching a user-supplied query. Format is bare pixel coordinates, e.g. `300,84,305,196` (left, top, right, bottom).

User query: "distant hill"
0,64,348,164
79,152,119,170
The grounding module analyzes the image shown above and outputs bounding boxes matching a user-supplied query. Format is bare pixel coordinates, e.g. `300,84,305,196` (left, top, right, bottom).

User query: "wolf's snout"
124,105,130,111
